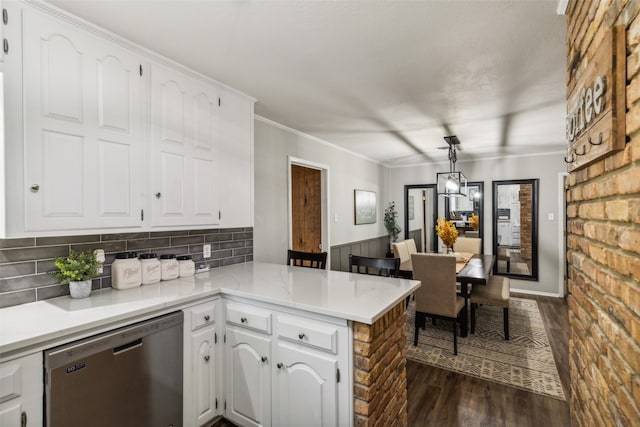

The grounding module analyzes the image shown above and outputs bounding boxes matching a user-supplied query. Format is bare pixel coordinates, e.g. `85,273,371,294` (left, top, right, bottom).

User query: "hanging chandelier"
436,135,468,198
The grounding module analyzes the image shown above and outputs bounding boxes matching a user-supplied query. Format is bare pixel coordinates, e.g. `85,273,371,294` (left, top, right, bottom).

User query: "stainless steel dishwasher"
44,311,183,427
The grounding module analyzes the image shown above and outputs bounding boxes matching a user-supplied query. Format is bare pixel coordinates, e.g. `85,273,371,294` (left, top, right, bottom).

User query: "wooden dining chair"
287,249,328,269
453,237,482,254
411,253,466,355
348,255,400,278
470,275,510,340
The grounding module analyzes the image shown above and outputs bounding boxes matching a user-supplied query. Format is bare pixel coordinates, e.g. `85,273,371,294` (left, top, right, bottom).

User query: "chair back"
349,255,400,278
453,237,482,254
411,253,458,318
287,249,328,269
405,239,418,255
391,241,410,264
466,231,479,238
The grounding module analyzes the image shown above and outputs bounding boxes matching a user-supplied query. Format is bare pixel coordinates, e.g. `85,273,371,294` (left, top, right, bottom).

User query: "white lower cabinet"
225,326,273,427
274,342,338,427
184,300,220,427
0,353,43,427
223,300,350,427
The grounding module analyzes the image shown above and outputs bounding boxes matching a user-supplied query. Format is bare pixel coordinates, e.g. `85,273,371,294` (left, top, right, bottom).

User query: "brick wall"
566,1,640,426
0,228,253,308
519,184,533,260
352,300,408,427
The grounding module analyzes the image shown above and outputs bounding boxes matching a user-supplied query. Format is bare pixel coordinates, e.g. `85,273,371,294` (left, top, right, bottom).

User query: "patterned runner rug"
405,297,566,400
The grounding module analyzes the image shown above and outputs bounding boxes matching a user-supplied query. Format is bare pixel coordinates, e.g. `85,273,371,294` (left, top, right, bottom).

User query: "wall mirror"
404,184,438,253
492,179,538,281
444,181,484,252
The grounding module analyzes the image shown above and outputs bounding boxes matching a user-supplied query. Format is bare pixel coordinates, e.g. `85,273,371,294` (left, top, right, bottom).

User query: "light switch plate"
548,213,555,221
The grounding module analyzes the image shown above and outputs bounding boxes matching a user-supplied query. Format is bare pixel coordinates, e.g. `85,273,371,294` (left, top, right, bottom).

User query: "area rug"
405,298,566,400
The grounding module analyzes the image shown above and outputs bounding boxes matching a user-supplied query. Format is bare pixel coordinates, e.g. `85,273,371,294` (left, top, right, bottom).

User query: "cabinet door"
225,327,271,427
274,342,338,427
191,326,217,426
0,353,43,427
150,64,219,227
22,8,142,231
215,87,253,227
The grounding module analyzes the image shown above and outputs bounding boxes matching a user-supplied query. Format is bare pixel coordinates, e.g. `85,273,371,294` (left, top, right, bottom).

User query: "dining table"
399,253,496,337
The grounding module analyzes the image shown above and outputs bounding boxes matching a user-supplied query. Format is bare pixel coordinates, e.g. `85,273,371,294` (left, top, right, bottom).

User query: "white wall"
253,118,388,265
388,152,566,295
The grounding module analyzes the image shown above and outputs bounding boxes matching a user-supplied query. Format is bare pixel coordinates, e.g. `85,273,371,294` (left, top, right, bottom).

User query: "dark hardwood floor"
407,293,571,427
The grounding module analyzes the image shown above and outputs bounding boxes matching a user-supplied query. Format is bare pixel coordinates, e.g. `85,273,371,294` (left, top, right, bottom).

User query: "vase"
69,280,92,299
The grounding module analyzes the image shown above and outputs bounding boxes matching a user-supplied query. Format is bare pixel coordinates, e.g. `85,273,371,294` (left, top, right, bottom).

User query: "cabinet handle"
3,39,8,55
204,355,210,362
261,356,268,363
204,314,210,321
30,184,39,192
277,362,284,369
155,192,161,199
298,333,305,340
240,317,247,323
21,411,27,427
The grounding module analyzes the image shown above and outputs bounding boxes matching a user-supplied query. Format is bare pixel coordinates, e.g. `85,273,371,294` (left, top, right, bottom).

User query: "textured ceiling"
48,0,567,166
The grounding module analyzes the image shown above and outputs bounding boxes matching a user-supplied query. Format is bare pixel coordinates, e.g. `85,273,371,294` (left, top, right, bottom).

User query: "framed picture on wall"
408,196,415,220
354,190,377,225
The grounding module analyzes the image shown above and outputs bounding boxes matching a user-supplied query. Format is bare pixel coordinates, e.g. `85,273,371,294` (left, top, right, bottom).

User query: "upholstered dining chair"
287,249,328,269
465,231,479,238
405,238,418,255
411,253,466,355
470,275,511,340
348,255,400,278
391,241,410,264
453,237,482,254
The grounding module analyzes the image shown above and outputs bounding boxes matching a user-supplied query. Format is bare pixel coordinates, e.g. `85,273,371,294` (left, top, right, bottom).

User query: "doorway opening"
288,157,330,265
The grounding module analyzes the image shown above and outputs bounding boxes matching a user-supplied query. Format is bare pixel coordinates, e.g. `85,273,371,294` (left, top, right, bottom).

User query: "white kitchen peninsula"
0,262,419,427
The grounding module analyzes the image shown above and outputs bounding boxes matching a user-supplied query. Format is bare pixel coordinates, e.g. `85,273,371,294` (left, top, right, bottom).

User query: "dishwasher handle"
113,338,143,355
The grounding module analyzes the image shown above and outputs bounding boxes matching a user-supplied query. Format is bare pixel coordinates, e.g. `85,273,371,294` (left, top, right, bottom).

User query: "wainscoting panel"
330,235,390,272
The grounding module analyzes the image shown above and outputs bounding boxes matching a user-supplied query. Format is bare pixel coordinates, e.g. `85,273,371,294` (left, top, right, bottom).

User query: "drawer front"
0,363,22,404
226,303,272,334
277,315,338,354
190,301,216,331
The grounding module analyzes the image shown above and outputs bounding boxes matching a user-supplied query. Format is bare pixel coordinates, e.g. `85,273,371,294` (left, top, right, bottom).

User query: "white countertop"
0,262,419,358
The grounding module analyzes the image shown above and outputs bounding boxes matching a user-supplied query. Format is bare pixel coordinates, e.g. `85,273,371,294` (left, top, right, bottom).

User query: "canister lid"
159,254,176,259
139,253,158,259
115,252,136,259
176,255,192,261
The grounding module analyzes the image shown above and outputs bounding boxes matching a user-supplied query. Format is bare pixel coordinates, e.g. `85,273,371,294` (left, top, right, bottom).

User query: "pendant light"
436,135,468,198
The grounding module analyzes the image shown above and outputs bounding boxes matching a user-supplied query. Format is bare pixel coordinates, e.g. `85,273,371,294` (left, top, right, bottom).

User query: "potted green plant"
384,201,401,244
51,249,101,299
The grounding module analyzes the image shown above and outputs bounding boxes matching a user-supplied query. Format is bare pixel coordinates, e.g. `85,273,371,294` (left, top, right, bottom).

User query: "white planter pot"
69,280,92,299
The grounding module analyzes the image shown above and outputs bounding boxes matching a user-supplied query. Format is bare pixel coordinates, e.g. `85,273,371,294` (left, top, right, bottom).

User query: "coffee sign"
565,26,625,172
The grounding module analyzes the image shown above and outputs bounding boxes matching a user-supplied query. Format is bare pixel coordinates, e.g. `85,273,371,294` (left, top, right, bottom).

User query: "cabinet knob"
240,317,247,323
277,362,284,369
298,333,306,340
261,356,268,363
30,184,40,192
204,314,210,321
204,355,210,362
155,192,161,199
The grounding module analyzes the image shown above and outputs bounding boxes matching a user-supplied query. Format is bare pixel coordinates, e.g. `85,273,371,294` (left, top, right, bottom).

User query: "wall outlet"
203,244,211,258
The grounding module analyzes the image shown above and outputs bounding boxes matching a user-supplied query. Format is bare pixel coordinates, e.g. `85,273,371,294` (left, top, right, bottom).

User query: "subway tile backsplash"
0,227,253,308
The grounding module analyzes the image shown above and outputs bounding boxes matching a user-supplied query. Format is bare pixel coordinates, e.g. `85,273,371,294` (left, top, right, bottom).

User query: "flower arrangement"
435,217,458,251
470,213,479,231
50,249,100,284
384,202,401,242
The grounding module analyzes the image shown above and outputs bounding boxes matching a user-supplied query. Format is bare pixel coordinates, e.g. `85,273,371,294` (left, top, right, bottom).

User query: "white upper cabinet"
150,63,219,227
0,1,254,237
215,86,254,228
22,7,142,232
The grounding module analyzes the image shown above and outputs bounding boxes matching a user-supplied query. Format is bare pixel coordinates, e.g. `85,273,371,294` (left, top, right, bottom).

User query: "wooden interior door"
291,165,322,253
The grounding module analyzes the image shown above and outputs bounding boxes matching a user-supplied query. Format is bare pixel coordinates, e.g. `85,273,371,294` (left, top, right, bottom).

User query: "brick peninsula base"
352,301,408,427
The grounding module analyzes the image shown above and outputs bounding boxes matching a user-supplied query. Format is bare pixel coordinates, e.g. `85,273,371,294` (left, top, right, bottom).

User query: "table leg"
461,281,469,337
